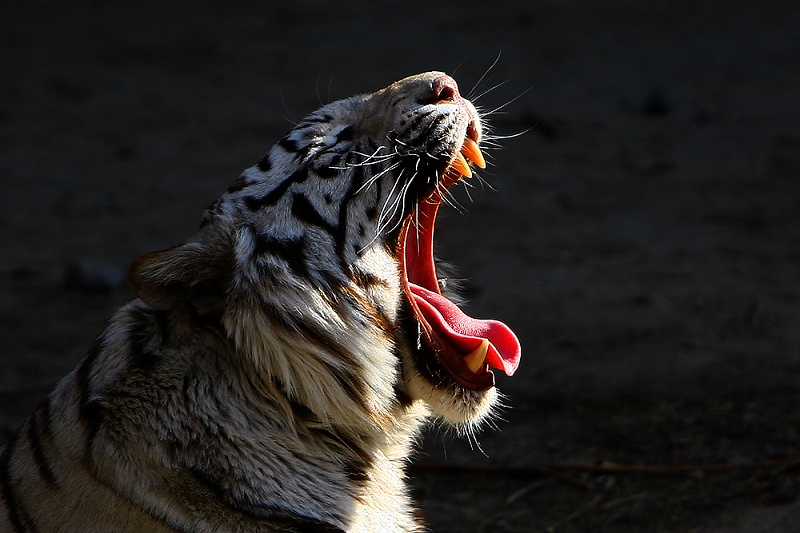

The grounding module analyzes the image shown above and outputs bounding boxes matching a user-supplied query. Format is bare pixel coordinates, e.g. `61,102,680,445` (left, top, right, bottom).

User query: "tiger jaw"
395,76,520,393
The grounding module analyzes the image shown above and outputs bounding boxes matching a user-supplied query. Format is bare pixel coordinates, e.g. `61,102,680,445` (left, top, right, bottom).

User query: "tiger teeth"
461,137,486,169
464,339,489,373
451,152,472,178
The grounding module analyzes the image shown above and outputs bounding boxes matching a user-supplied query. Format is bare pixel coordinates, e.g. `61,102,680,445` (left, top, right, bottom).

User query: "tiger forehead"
290,71,469,142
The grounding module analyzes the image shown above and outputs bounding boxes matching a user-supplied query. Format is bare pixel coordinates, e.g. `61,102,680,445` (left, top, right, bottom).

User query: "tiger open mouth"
398,129,521,390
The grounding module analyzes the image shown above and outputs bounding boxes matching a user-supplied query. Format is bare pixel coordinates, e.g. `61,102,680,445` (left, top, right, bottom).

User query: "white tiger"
0,72,521,532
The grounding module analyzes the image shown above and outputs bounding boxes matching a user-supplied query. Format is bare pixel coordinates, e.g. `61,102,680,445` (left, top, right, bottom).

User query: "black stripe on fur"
244,167,309,212
0,435,38,532
26,401,58,488
76,337,106,464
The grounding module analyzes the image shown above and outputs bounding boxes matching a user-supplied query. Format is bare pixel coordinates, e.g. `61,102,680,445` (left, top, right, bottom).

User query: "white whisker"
484,128,532,141
482,86,532,117
473,173,497,192
331,146,393,170
354,161,401,196
467,51,502,100
470,79,509,104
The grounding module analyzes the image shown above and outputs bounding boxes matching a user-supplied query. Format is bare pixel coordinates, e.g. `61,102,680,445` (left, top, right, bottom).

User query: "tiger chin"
1,72,520,532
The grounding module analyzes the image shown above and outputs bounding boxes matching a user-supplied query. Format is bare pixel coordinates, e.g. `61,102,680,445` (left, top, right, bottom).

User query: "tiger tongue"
410,284,520,376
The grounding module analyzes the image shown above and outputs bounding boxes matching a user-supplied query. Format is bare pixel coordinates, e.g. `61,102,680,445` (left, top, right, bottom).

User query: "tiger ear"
129,236,233,314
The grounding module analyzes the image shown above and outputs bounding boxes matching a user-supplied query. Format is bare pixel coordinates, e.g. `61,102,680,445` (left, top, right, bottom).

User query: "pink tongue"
410,283,521,376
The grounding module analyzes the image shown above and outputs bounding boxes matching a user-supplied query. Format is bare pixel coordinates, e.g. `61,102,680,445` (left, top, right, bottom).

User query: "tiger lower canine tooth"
464,339,490,373
461,137,486,169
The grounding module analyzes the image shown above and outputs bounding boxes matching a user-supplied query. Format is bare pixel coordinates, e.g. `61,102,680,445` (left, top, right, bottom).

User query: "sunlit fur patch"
401,350,499,427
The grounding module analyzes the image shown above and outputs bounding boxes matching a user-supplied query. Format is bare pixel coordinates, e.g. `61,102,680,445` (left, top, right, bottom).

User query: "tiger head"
129,72,520,432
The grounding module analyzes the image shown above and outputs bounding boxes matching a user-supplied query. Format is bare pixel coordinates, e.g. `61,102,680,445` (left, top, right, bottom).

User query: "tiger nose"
431,75,459,102
417,75,460,104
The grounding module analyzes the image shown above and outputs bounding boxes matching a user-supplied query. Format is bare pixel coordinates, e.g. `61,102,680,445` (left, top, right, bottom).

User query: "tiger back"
1,72,521,533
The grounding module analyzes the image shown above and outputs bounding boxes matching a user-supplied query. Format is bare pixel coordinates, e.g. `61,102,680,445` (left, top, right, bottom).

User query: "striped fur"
1,72,506,532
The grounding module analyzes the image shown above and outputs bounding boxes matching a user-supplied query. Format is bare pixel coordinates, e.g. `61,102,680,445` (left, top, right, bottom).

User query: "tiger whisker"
331,149,393,170
384,167,419,234
467,51,502,101
469,79,509,104
472,172,497,192
366,163,415,248
477,139,504,149
481,86,532,117
354,161,401,196
438,183,467,215
483,129,531,141
460,180,475,204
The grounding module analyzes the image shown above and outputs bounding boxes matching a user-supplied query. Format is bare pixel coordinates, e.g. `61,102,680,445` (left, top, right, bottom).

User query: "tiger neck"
223,240,413,431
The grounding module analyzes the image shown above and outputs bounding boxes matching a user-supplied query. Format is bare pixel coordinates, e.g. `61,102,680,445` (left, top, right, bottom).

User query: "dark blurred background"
2,1,799,531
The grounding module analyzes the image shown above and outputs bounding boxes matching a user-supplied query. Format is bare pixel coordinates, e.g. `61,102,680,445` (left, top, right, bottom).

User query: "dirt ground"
2,1,799,531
